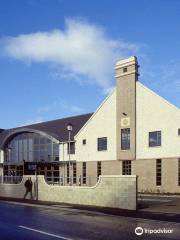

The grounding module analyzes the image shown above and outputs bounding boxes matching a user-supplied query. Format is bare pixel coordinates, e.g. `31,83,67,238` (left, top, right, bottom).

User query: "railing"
44,176,99,186
0,175,99,186
1,175,23,184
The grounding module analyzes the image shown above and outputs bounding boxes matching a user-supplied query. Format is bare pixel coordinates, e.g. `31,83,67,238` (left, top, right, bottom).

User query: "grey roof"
0,113,93,148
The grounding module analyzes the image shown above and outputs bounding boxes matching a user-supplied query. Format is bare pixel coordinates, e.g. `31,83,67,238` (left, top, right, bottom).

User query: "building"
0,56,180,193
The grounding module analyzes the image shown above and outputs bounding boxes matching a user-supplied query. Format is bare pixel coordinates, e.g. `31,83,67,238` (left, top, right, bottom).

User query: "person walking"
24,177,33,200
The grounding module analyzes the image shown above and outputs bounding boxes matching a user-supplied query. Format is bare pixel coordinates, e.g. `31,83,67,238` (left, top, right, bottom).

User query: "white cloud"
37,99,83,114
3,18,139,91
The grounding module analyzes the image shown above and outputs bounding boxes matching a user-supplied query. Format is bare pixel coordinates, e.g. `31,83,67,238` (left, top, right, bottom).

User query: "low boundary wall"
0,175,137,210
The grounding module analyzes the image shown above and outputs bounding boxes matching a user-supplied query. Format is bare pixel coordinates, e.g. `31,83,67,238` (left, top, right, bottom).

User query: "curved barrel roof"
0,113,93,149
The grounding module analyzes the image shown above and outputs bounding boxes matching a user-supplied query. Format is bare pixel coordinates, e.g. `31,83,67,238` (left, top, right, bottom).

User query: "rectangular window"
122,160,131,175
97,161,101,179
178,129,180,136
121,128,130,150
178,159,180,186
67,142,75,154
123,67,127,73
149,131,161,147
73,163,76,184
156,159,162,186
67,164,70,184
97,137,107,151
82,162,86,184
82,139,86,145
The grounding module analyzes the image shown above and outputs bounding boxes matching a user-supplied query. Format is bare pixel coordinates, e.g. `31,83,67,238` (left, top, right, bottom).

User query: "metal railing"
0,175,100,186
1,175,23,184
44,176,100,186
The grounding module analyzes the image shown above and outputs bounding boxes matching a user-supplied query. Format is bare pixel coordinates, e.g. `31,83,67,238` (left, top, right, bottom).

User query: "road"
0,200,180,240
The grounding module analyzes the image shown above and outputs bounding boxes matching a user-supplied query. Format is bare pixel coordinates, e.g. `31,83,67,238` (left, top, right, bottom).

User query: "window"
4,132,59,166
82,162,86,184
121,128,130,150
67,164,70,184
67,142,75,154
97,137,107,151
82,139,86,145
122,160,131,175
73,163,76,184
178,129,180,136
178,159,180,186
123,67,127,73
156,159,162,186
149,131,161,147
97,161,101,179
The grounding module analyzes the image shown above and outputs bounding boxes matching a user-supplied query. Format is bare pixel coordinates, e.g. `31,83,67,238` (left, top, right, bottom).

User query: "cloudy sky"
0,0,180,128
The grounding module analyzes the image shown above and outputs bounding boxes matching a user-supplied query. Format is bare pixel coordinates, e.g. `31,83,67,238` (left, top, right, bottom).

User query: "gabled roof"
0,113,93,148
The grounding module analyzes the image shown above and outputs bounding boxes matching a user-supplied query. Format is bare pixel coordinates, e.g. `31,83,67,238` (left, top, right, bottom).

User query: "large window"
82,162,86,184
4,132,59,163
121,128,130,150
149,131,161,147
97,137,107,151
67,142,75,154
97,161,101,179
122,160,131,175
156,159,162,186
73,163,77,184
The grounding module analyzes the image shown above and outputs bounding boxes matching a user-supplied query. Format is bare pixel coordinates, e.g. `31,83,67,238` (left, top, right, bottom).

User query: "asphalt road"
0,201,180,240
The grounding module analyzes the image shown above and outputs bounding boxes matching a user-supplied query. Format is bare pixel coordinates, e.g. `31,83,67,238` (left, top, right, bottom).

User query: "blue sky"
0,0,180,128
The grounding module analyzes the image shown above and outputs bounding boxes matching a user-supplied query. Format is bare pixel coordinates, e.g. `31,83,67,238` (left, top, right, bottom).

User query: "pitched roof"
0,113,93,148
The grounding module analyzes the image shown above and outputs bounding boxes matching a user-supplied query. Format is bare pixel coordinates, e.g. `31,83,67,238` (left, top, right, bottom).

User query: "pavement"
1,195,180,223
139,194,180,214
0,199,180,240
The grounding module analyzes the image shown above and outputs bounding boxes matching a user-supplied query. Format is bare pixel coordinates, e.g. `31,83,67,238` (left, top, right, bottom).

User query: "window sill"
148,146,162,148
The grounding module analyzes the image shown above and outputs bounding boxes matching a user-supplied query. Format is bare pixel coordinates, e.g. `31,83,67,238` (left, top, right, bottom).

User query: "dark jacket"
24,180,32,191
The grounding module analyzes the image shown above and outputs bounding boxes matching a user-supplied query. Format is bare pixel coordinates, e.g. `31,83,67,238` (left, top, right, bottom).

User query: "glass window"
67,142,75,154
156,159,162,186
82,139,86,145
97,161,101,179
97,137,107,151
73,163,76,184
178,129,180,136
121,128,130,150
123,67,127,73
149,131,161,147
82,162,86,184
122,160,131,175
4,132,59,165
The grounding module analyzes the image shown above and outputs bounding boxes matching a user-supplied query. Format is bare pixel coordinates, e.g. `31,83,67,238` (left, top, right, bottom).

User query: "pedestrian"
24,177,33,200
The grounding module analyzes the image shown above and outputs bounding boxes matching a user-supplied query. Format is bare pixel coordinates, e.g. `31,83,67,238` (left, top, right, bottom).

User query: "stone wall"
0,176,37,199
0,175,137,210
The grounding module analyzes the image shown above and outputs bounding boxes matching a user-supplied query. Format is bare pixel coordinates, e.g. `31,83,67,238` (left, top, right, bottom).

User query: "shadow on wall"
0,175,137,210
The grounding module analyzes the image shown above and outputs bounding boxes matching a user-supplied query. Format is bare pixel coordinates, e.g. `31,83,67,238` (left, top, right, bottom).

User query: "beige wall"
75,89,117,162
136,82,180,159
0,150,4,164
0,175,137,210
134,158,180,193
